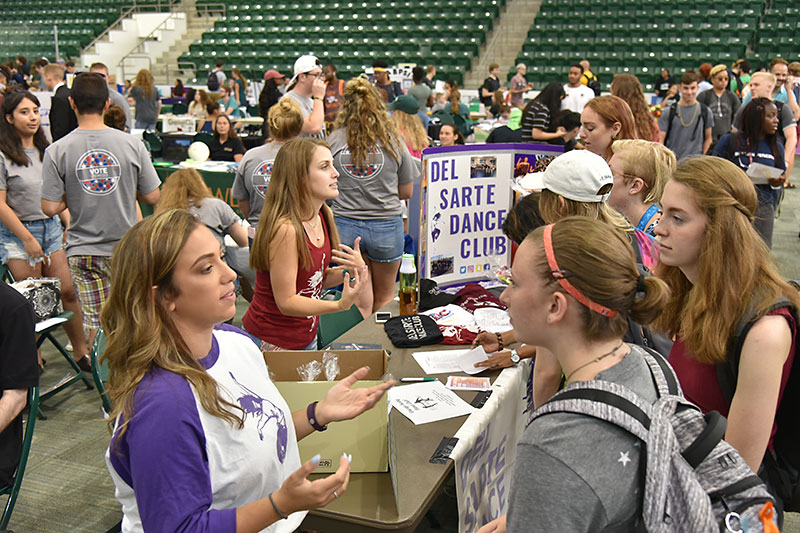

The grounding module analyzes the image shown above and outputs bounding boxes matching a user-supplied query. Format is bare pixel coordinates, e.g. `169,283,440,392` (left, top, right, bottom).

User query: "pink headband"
542,224,618,318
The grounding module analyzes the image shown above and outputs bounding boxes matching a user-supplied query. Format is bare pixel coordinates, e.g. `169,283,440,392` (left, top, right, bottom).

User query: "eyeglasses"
304,71,324,79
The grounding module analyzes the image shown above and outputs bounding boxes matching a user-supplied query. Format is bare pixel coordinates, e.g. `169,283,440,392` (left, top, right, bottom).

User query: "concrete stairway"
151,0,218,85
464,0,543,90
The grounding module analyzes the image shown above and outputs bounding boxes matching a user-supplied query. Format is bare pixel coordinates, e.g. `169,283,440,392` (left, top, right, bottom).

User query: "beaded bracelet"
495,331,504,351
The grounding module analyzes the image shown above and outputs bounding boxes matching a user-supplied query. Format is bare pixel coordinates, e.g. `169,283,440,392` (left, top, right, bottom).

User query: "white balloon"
188,142,210,162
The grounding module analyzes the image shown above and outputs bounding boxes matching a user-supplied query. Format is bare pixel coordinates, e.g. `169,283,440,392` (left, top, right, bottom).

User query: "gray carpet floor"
5,166,800,532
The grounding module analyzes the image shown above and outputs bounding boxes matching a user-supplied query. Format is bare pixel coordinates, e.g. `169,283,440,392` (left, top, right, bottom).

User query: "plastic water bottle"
399,253,417,316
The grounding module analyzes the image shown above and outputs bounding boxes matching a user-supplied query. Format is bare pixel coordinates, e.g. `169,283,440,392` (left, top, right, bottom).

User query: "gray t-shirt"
507,344,658,532
281,90,325,139
41,128,161,257
408,83,432,110
189,197,239,245
108,88,133,132
658,102,714,160
0,148,48,221
232,141,282,226
130,86,161,124
697,89,740,143
328,128,418,219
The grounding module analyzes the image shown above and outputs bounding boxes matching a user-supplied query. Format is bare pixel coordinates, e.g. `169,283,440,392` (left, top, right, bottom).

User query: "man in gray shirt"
282,54,326,138
89,62,133,132
658,72,714,159
41,72,160,345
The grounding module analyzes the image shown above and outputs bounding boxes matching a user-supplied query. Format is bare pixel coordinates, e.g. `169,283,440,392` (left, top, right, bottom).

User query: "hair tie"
543,224,618,318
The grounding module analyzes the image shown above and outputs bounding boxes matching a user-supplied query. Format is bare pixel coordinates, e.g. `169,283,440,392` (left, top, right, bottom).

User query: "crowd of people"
0,47,799,532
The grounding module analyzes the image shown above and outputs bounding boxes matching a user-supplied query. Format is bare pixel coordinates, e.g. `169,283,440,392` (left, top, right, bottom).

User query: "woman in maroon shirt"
243,138,367,350
653,156,798,518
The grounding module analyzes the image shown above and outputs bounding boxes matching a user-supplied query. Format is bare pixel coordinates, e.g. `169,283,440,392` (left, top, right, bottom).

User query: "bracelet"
269,492,287,519
495,331,504,351
312,96,323,101
307,401,328,431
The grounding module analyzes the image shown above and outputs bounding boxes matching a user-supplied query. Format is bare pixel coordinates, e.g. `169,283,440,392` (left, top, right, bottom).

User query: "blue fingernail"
311,454,321,465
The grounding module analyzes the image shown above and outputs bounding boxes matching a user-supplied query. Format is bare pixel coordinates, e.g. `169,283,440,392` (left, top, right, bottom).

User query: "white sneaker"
66,342,73,351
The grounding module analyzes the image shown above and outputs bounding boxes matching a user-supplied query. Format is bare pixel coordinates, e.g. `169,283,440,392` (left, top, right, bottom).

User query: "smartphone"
375,312,392,323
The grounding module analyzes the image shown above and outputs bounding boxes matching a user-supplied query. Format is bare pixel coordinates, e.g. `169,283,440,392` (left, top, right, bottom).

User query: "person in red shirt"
653,155,798,521
243,138,367,350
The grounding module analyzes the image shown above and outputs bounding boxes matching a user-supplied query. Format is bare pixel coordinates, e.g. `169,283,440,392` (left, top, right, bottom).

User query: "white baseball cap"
287,54,322,89
519,150,613,203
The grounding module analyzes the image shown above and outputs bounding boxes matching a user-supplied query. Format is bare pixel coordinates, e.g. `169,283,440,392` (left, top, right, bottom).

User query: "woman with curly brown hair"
610,73,660,142
329,78,419,312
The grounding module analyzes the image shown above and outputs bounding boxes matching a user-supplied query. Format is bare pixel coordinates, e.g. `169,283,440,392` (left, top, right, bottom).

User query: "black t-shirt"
0,283,39,485
207,137,246,162
480,76,500,108
655,76,675,98
486,125,523,143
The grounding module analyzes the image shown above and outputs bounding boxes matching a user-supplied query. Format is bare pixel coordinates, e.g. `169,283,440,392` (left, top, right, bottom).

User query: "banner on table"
450,359,535,533
419,144,563,289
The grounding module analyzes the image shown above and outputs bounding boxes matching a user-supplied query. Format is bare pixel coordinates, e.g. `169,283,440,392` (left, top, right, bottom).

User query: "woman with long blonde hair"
243,137,368,350
389,94,429,159
608,139,676,238
156,168,248,249
654,156,798,521
610,74,660,142
102,208,392,532
130,68,161,130
330,77,418,313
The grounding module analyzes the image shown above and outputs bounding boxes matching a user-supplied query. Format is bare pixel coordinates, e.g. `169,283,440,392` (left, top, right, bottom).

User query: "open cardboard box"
264,349,390,473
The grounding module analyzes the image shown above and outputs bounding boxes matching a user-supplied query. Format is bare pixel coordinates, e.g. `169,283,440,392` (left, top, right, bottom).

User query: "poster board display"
419,144,563,289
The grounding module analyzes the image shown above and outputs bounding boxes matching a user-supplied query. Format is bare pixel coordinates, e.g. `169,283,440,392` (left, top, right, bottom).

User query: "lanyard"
637,204,660,232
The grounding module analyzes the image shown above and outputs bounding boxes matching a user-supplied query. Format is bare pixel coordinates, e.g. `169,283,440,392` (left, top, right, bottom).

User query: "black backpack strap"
716,297,794,405
663,103,677,145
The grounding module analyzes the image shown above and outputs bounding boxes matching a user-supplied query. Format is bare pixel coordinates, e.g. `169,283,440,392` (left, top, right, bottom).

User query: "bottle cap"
400,253,416,274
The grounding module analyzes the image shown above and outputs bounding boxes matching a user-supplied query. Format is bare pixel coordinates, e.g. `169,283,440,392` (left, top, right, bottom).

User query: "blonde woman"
607,139,676,238
102,208,392,532
389,94,429,159
130,69,161,130
330,78,418,313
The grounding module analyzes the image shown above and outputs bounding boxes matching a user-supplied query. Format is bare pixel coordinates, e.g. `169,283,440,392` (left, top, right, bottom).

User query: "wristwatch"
510,349,520,365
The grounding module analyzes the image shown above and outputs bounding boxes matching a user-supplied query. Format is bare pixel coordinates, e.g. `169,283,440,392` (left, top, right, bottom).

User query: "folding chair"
317,290,365,348
90,328,111,417
0,265,94,419
0,387,39,530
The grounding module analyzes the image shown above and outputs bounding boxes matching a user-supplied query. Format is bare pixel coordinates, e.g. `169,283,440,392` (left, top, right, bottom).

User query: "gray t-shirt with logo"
0,148,48,221
189,197,239,245
282,90,325,139
328,128,418,219
41,128,161,257
232,141,282,226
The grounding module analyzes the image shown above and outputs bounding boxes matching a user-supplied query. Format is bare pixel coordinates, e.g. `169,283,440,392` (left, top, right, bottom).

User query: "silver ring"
333,491,339,499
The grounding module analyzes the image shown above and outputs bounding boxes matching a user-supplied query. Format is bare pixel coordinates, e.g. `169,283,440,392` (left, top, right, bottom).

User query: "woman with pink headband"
478,216,669,532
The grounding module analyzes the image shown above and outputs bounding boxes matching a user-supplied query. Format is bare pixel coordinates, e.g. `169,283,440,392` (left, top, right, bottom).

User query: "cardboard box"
264,349,389,473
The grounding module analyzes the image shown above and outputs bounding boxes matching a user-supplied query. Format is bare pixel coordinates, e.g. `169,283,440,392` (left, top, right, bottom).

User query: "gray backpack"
532,349,778,532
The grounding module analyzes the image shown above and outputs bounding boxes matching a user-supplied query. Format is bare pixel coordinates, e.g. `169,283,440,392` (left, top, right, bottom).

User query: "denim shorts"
334,215,404,263
0,217,64,263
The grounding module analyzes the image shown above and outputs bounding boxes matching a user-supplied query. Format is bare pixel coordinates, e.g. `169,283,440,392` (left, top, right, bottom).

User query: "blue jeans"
135,120,157,131
334,215,404,263
0,217,64,263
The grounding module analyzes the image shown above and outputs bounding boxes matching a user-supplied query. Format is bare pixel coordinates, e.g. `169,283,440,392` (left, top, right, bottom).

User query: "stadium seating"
0,0,166,62
181,0,506,86
512,0,797,92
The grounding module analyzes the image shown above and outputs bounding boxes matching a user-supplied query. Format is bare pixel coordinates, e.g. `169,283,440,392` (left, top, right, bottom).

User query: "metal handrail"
82,0,182,54
121,53,153,80
166,59,198,82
